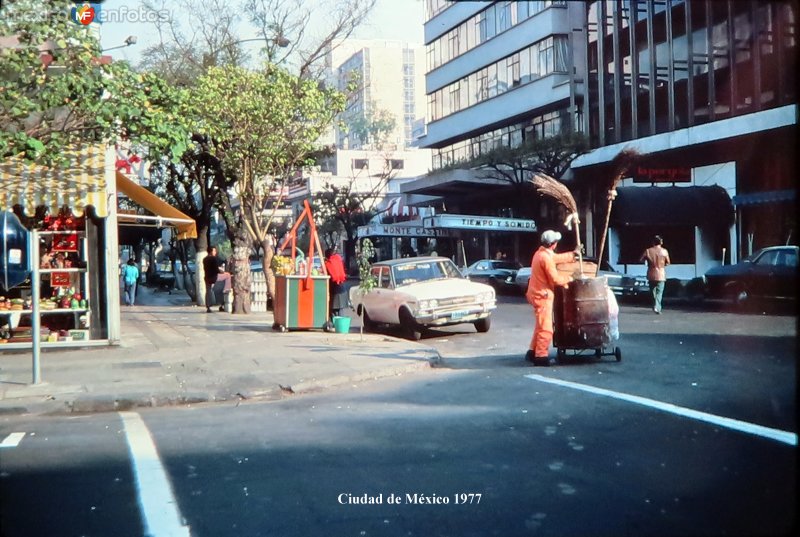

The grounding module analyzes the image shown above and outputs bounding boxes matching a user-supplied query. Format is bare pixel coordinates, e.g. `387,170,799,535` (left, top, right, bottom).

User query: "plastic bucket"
332,315,351,334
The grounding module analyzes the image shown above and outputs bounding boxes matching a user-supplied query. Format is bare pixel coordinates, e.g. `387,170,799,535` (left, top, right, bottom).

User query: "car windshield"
493,261,521,270
391,259,464,286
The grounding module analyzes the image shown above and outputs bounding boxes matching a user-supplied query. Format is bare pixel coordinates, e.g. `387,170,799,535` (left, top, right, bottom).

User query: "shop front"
607,185,735,281
0,145,121,350
422,214,538,266
357,214,538,267
356,221,457,262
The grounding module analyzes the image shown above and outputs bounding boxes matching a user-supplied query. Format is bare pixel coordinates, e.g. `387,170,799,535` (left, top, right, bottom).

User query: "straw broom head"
608,148,642,189
530,172,577,214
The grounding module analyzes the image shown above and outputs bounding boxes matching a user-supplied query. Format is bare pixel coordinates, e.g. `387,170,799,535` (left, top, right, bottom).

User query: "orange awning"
115,171,197,240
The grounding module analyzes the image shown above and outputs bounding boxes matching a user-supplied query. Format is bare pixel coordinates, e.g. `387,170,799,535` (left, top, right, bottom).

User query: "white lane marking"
525,374,797,447
119,412,191,537
0,432,26,448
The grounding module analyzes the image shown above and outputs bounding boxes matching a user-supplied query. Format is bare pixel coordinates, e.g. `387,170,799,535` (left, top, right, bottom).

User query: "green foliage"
356,238,377,293
192,63,347,242
347,104,396,148
0,0,191,164
472,132,590,181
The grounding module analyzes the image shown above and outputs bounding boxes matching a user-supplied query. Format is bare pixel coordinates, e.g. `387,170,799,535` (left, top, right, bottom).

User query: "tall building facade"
406,0,585,262
329,39,429,150
572,0,797,282
409,0,796,280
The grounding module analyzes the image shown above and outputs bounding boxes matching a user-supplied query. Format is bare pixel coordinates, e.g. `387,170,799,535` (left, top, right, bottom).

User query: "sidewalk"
0,286,439,416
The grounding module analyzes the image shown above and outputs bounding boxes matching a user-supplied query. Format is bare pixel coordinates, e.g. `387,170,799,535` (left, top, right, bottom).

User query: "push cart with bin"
553,275,621,363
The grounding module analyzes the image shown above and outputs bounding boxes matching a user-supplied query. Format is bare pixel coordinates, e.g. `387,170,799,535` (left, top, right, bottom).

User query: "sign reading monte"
357,223,455,238
425,215,538,232
633,166,692,183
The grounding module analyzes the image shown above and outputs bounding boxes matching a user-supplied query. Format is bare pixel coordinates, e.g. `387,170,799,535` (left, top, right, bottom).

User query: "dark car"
514,257,649,297
463,259,523,293
703,245,798,306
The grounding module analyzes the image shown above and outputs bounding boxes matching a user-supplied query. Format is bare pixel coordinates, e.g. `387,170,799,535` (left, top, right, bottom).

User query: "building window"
427,0,568,69
352,159,368,170
497,1,512,33
427,35,570,124
390,159,404,170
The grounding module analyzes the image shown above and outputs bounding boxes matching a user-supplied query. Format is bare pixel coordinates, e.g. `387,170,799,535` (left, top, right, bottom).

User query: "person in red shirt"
324,248,348,319
526,230,577,366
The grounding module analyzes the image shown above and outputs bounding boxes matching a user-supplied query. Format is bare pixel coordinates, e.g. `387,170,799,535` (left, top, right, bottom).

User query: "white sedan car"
349,256,496,340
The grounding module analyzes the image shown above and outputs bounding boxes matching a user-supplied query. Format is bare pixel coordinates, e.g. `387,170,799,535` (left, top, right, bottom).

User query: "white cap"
540,230,562,246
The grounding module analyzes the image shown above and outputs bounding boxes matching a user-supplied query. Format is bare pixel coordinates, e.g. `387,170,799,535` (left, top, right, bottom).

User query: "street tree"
311,149,399,272
346,104,397,149
136,0,378,311
439,133,589,218
0,0,188,164
195,64,346,313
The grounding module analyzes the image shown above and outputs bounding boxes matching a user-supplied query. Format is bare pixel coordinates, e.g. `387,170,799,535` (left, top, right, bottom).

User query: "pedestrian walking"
640,235,671,314
203,246,225,313
122,258,139,306
525,230,577,366
324,247,348,319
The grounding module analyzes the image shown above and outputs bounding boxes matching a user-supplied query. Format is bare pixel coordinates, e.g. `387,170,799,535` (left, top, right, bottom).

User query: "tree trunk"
344,234,357,275
231,226,252,314
261,235,276,310
195,224,210,307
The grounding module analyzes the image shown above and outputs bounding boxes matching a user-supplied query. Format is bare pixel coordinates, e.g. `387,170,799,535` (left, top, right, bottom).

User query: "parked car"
703,245,798,306
463,259,522,293
150,259,195,291
349,256,496,340
514,257,649,297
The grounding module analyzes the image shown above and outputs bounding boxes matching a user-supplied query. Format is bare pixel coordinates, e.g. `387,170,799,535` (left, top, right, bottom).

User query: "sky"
97,0,426,65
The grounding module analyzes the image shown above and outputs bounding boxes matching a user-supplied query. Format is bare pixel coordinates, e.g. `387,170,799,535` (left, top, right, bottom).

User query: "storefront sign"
633,166,691,183
51,272,71,288
424,214,538,232
357,223,455,238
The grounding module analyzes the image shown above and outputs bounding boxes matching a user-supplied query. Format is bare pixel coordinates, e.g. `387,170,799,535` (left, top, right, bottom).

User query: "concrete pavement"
0,285,439,416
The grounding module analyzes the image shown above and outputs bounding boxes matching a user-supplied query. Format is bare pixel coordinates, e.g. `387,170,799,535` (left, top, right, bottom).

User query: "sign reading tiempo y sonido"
424,214,538,232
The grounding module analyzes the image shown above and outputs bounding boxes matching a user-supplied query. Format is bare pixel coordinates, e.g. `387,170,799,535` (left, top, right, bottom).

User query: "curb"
0,356,439,416
290,359,434,395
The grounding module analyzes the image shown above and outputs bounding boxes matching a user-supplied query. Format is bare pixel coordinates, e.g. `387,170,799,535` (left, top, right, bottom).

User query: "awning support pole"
31,229,42,385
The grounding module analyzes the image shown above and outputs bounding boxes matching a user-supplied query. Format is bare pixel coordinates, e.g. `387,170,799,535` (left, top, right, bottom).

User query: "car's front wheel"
727,283,749,309
474,316,491,333
400,308,423,341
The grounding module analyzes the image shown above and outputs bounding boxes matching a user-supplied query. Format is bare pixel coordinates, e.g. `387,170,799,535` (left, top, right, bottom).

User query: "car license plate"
451,310,468,320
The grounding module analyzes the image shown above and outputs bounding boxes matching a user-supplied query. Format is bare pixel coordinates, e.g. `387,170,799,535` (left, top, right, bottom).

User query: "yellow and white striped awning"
0,145,108,217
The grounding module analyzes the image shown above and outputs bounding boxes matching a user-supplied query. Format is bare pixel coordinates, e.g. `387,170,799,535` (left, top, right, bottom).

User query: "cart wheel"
323,321,334,332
556,348,566,363
614,346,622,362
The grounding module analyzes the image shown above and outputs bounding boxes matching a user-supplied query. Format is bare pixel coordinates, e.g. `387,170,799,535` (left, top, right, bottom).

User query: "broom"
530,172,584,277
595,148,642,270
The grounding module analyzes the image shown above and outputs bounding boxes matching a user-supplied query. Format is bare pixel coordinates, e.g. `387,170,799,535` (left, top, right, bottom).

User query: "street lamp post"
101,35,137,53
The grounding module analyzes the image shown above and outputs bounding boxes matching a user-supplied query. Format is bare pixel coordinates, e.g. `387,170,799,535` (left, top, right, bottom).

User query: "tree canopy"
0,0,189,164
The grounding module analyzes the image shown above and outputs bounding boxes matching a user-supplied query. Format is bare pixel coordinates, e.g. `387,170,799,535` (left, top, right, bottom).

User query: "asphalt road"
1,297,796,537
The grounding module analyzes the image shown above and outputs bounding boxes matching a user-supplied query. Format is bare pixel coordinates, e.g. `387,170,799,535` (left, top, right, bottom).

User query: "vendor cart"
272,274,331,332
271,200,334,332
553,276,621,363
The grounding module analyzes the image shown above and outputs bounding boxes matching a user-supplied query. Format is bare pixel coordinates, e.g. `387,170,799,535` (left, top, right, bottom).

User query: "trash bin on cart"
272,274,331,332
554,276,621,362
